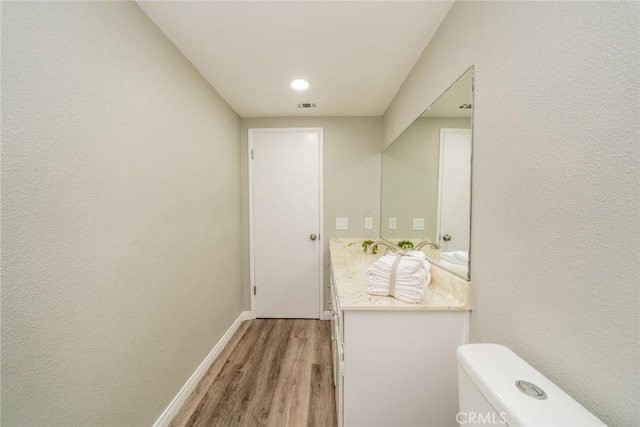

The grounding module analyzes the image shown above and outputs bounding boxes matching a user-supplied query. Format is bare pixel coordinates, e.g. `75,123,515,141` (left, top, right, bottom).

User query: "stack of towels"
364,251,431,303
440,250,469,266
439,250,469,277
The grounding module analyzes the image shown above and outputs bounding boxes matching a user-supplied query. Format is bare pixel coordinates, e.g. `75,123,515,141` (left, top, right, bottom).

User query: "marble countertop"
329,238,471,311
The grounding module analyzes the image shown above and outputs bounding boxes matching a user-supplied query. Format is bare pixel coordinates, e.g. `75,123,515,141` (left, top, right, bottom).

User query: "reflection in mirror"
380,66,473,279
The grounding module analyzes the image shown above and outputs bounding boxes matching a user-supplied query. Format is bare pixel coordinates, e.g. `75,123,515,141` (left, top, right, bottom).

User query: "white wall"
1,2,242,426
240,117,383,310
384,2,639,425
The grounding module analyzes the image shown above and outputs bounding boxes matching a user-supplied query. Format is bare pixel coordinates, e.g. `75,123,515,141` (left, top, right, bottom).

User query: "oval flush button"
516,380,547,400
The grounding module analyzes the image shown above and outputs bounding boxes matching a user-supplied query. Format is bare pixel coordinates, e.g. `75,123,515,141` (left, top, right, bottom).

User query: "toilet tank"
456,344,605,426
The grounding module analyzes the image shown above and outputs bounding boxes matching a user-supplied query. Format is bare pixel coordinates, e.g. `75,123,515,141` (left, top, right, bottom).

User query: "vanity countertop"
329,237,471,311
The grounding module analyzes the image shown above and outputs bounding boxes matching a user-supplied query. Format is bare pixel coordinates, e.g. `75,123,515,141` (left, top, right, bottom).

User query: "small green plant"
362,240,378,255
397,240,414,250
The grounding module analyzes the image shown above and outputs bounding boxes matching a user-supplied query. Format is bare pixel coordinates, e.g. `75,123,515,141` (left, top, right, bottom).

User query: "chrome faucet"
370,239,398,254
414,240,441,250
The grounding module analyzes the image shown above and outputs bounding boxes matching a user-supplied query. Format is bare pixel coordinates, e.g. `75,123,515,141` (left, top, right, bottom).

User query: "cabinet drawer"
329,279,342,340
334,323,344,427
331,319,337,386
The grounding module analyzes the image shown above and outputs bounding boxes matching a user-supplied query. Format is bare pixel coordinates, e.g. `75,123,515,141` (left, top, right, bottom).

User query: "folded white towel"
367,253,430,274
367,264,427,280
364,253,432,303
451,250,469,261
364,273,431,303
405,250,427,261
440,250,469,265
366,268,427,286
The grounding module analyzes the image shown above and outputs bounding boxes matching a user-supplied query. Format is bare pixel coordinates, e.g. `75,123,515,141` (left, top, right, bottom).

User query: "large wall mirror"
381,66,473,279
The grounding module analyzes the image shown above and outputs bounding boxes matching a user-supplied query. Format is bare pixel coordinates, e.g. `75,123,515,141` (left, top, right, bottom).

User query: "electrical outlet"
388,217,397,230
364,217,373,229
412,218,425,231
336,217,348,230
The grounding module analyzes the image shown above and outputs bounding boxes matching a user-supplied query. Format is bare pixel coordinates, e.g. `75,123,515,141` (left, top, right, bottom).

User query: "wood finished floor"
169,319,336,427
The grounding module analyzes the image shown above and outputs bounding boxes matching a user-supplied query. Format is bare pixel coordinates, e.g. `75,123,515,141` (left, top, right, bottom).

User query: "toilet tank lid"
457,344,605,427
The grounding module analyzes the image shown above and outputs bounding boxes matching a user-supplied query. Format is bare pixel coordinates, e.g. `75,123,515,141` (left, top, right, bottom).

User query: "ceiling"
137,1,454,118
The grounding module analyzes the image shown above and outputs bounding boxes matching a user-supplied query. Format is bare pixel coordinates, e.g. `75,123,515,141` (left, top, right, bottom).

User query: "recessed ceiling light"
290,79,310,91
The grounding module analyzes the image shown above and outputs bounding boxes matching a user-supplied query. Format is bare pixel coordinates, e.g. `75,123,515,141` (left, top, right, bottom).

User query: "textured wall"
384,2,639,425
240,117,383,311
1,2,242,425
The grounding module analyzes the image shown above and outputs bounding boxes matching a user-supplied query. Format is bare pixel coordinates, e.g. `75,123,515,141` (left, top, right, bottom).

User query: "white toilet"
457,344,605,426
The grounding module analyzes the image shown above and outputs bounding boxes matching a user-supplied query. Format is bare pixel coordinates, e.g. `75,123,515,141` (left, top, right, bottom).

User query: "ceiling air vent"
458,103,472,109
298,103,317,109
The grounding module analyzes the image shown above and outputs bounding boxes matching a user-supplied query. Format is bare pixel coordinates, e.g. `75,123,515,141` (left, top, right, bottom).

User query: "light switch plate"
412,218,425,231
336,217,348,230
364,217,373,229
388,217,397,230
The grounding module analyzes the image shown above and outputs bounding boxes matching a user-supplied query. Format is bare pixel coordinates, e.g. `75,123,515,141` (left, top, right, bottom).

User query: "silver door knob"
310,234,318,241
442,234,452,241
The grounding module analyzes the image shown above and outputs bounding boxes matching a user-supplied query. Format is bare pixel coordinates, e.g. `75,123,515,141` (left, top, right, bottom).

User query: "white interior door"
437,128,472,252
249,128,322,318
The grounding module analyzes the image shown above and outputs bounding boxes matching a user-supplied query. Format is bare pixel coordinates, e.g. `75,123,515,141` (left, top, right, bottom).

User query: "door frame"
248,127,324,318
436,128,472,248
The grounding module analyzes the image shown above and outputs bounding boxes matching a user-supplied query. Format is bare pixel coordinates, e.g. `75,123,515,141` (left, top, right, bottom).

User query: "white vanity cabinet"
329,238,471,427
329,273,344,427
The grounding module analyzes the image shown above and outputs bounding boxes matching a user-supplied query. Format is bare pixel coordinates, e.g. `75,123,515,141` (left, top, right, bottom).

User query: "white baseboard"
322,310,331,320
153,310,253,427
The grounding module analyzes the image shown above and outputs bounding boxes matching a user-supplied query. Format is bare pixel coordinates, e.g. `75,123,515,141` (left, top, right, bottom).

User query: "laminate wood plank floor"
170,319,336,427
